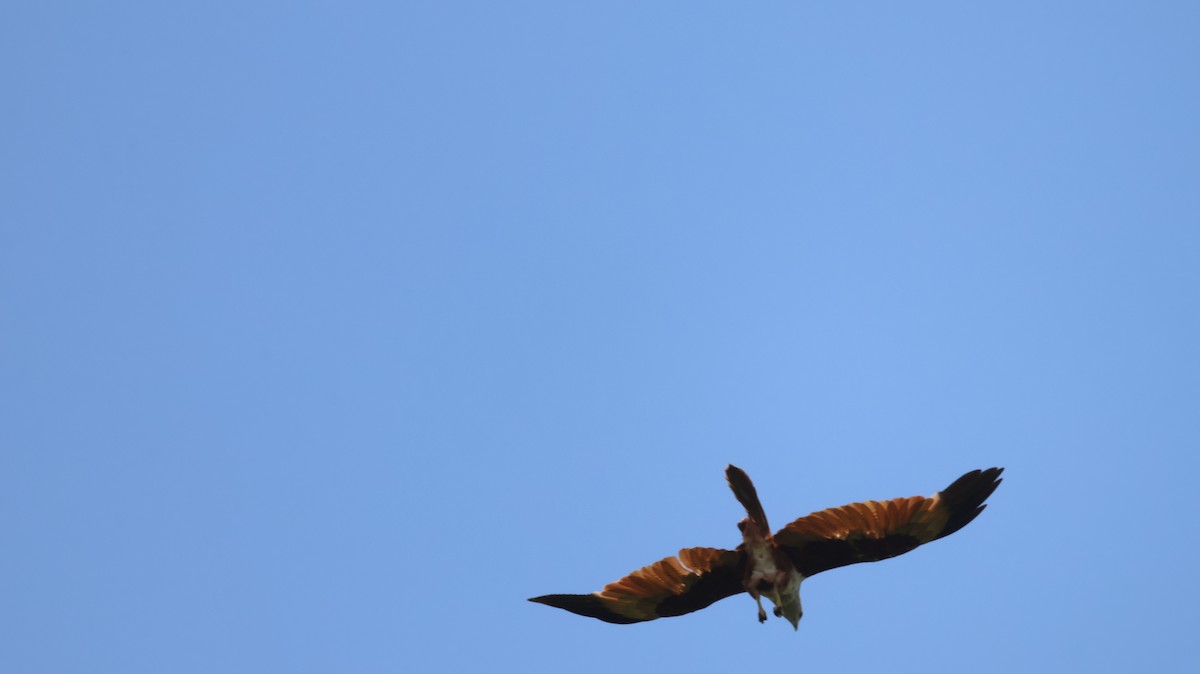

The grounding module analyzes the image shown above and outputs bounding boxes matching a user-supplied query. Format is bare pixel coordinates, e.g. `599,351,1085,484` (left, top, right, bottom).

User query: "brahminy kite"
529,465,1002,630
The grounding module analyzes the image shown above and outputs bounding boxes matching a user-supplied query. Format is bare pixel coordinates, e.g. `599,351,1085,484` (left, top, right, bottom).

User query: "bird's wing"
774,467,1003,578
528,547,745,624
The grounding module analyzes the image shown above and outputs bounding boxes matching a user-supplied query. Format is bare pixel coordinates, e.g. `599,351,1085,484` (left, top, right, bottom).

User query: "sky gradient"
3,3,1198,672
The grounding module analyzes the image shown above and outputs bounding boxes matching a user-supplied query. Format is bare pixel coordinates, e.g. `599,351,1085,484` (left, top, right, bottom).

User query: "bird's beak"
778,595,802,631
766,589,803,630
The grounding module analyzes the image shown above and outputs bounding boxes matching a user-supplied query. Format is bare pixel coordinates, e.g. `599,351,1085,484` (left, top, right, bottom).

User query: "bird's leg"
753,593,767,623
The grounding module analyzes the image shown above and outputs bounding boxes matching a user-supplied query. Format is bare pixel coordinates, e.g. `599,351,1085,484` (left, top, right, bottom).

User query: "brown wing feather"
528,547,745,624
775,468,1003,578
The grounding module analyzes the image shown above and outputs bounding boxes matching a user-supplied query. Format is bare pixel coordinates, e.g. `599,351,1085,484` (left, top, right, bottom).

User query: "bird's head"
769,589,803,630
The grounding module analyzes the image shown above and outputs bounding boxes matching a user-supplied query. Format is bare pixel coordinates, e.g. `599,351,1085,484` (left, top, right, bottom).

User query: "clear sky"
3,2,1198,672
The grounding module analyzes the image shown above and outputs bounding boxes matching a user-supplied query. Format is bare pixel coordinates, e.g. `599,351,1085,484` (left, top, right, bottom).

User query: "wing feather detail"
775,468,1003,578
528,547,745,624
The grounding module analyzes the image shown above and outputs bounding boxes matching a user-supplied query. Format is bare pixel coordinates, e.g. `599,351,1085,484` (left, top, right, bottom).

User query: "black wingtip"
937,467,1004,539
527,594,643,624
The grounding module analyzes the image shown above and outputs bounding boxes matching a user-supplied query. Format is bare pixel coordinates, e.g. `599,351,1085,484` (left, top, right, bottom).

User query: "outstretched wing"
528,547,745,624
774,467,1003,578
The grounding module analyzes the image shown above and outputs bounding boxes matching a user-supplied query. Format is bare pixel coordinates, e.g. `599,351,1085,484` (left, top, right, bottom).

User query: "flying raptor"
529,465,1003,630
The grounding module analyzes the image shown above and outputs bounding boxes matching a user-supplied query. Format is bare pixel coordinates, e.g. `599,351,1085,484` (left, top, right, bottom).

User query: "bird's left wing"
774,467,1003,578
528,547,745,624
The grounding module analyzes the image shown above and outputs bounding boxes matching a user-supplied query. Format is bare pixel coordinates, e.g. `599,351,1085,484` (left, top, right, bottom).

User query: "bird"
529,465,1002,630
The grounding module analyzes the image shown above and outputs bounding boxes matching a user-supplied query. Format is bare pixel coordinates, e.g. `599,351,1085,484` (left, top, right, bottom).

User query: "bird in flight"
529,465,1002,630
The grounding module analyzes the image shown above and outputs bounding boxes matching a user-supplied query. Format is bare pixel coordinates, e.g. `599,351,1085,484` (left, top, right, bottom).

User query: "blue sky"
3,2,1198,672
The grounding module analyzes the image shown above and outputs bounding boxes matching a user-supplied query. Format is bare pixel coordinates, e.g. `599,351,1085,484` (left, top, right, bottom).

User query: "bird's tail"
726,464,770,533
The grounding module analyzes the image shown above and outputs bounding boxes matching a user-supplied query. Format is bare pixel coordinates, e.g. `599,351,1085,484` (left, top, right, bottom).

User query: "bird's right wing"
528,547,745,624
774,468,1003,578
